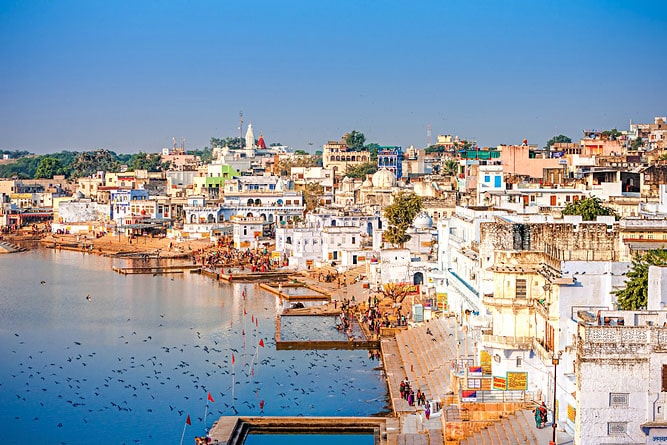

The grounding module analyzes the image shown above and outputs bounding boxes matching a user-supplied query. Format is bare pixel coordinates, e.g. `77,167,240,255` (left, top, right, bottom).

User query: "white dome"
372,168,397,188
362,178,373,187
413,212,433,229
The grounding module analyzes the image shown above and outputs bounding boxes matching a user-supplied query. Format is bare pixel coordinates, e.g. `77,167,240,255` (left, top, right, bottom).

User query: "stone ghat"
208,416,394,445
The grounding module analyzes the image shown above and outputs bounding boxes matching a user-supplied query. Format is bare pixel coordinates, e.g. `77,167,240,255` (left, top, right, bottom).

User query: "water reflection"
0,249,388,445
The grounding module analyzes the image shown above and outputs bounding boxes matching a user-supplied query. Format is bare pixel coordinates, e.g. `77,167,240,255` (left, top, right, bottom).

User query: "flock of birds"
1,278,387,445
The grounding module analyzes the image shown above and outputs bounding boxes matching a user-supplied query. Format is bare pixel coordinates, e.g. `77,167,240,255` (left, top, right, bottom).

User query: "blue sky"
1,0,666,154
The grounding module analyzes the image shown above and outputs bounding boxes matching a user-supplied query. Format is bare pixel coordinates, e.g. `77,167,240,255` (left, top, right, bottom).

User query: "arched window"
247,199,254,206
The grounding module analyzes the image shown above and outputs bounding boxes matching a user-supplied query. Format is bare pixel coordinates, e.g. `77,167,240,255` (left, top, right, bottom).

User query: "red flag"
251,314,254,323
207,392,215,403
186,414,191,426
256,318,258,327
259,339,265,348
232,354,235,365
259,400,265,410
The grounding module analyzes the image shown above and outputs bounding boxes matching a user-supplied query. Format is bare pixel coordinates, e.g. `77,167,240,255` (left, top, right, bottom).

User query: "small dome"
275,178,285,191
372,168,397,188
362,178,373,187
413,212,433,229
74,191,85,199
342,176,353,183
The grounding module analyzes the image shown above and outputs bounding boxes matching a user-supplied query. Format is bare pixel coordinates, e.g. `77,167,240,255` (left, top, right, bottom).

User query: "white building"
576,267,667,445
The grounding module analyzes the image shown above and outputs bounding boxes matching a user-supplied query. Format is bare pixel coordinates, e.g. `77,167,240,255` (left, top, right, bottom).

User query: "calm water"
244,434,374,445
0,248,388,445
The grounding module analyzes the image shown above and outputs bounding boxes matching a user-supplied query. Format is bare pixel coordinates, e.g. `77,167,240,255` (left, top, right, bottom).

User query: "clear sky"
1,0,666,154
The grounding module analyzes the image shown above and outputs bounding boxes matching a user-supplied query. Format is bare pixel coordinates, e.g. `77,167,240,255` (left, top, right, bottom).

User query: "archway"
413,272,424,285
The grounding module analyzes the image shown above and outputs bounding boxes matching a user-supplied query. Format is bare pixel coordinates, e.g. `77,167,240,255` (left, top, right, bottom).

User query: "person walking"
534,408,543,429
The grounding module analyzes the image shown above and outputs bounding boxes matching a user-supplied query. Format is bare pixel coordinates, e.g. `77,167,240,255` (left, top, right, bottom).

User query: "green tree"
601,128,622,140
210,137,244,150
545,134,572,150
631,137,643,151
69,149,120,178
441,159,459,176
365,143,380,161
35,156,65,179
344,162,378,179
383,192,422,247
128,152,167,172
0,156,41,179
615,249,667,310
345,130,366,151
561,196,617,221
294,150,309,155
425,145,445,154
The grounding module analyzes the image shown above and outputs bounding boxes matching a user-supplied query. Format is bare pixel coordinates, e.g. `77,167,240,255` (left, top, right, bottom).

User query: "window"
516,357,522,367
609,393,629,407
484,175,490,183
662,364,667,392
494,176,502,187
607,422,627,435
516,279,527,299
468,378,481,389
352,237,356,244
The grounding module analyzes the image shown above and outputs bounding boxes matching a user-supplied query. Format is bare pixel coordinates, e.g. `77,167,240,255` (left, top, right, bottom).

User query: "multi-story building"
576,268,667,444
322,138,371,178
377,146,403,179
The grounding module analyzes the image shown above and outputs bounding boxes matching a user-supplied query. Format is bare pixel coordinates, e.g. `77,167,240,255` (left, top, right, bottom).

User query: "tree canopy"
344,162,378,179
545,134,572,150
615,249,667,310
210,137,244,150
35,156,66,179
344,130,366,151
383,192,423,247
561,196,617,221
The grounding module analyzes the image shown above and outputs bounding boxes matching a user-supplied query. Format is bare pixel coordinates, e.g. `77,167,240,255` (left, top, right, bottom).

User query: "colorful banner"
506,371,528,391
567,404,576,423
461,390,477,402
493,376,507,390
468,366,482,377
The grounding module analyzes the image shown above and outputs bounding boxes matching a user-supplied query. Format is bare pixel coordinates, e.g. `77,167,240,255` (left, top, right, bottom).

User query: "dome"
372,168,397,188
413,212,433,229
342,176,353,183
362,178,373,187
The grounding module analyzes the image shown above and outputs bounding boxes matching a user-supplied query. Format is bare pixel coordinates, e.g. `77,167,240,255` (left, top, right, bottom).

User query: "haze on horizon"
1,0,666,154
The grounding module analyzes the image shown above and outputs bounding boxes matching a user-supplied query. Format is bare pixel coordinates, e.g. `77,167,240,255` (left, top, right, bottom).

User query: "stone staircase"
0,240,27,254
459,409,540,445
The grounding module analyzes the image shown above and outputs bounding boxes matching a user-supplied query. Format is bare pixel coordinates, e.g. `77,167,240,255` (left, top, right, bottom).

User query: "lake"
0,248,388,445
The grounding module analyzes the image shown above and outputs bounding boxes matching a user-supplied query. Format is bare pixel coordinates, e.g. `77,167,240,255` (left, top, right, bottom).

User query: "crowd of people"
398,378,431,419
194,238,280,273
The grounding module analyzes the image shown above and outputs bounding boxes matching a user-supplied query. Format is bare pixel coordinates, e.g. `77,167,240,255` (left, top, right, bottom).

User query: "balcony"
482,294,533,309
482,334,533,350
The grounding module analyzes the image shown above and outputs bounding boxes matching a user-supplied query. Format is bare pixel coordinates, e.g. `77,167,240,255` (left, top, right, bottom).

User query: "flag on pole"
251,314,254,323
186,414,192,426
232,354,235,365
259,339,265,348
256,318,258,327
243,307,247,315
208,392,215,403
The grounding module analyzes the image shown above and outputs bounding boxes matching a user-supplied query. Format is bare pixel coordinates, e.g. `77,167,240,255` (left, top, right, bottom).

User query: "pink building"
499,144,561,179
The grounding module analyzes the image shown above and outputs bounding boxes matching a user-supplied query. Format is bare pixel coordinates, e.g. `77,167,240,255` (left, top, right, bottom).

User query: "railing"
482,334,533,350
460,390,532,404
482,295,533,308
